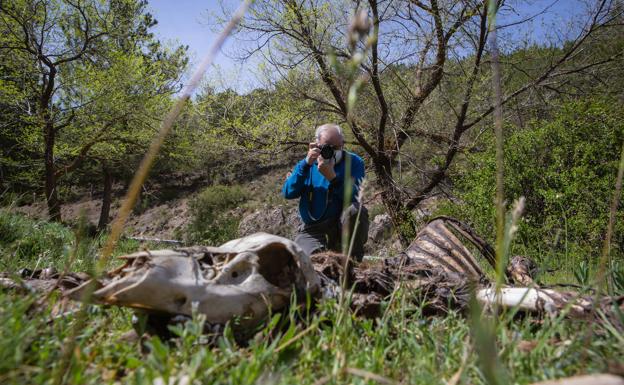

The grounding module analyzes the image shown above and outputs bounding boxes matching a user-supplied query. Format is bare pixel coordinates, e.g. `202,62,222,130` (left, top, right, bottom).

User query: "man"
282,123,369,261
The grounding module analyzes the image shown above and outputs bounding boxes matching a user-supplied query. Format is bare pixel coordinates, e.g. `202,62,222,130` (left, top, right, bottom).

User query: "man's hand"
306,142,321,165
317,156,336,181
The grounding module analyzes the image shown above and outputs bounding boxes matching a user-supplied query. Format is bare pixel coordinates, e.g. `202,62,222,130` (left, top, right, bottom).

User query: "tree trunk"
381,187,417,246
44,121,61,222
41,65,61,222
98,164,113,231
373,157,417,246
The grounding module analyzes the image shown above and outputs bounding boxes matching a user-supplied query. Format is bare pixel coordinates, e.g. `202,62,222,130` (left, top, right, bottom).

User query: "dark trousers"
294,203,369,261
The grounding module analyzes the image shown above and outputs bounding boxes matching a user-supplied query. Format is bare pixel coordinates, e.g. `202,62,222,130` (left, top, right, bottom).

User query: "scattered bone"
506,255,539,286
477,287,559,314
311,250,472,317
403,217,494,281
0,268,89,294
2,217,622,333
477,287,624,322
529,374,624,385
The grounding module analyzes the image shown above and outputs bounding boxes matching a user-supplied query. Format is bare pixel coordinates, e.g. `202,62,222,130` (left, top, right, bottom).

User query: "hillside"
1,0,623,384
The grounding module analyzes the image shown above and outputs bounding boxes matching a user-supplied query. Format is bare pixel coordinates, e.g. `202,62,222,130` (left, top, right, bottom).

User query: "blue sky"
147,1,235,67
147,0,587,93
148,0,256,92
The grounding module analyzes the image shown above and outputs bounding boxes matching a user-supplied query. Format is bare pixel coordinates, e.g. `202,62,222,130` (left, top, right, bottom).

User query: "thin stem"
488,0,505,291
51,2,252,383
597,142,624,296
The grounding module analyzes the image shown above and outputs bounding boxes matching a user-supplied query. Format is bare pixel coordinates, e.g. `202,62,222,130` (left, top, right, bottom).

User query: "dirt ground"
13,196,191,240
10,168,292,240
9,166,438,249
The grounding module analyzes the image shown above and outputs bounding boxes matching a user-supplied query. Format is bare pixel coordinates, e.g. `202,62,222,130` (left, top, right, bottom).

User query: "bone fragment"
506,255,539,286
476,287,558,314
529,374,624,385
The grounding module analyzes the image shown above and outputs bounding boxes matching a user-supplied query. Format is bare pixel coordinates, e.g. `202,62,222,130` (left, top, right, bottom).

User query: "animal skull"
68,233,320,325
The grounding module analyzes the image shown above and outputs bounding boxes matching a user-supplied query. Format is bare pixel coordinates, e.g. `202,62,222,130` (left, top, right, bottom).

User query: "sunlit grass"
0,212,622,385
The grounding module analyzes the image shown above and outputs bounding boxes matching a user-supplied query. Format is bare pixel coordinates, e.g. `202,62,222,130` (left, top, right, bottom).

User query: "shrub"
441,98,624,265
0,210,74,269
186,184,248,245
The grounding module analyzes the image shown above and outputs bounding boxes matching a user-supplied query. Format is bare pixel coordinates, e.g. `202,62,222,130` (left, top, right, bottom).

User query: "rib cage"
404,217,494,281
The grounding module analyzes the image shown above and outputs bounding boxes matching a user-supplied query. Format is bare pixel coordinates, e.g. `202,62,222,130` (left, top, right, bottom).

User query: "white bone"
476,287,557,314
69,233,319,325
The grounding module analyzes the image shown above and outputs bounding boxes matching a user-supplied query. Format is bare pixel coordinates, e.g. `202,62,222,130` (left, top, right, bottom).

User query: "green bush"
441,98,624,267
0,210,74,269
186,184,248,245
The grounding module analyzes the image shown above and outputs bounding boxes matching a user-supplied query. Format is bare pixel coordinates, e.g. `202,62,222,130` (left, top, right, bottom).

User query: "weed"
611,261,624,295
0,210,73,271
574,260,591,288
0,214,622,384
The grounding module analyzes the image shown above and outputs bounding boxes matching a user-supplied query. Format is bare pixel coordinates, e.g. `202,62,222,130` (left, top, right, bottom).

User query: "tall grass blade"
51,2,252,383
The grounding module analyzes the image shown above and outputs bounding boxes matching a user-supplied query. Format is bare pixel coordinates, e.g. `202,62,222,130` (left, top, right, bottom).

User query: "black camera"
319,144,335,160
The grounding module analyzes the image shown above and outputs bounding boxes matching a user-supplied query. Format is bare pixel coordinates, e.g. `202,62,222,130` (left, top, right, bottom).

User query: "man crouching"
282,123,369,261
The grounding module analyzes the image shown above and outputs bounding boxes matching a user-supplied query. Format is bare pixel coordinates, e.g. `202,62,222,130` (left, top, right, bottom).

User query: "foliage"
0,0,187,220
187,82,322,173
441,98,624,269
0,21,41,195
0,268,622,384
216,0,624,243
0,158,623,385
186,185,249,245
574,260,591,288
0,210,73,267
613,261,624,295
0,210,146,273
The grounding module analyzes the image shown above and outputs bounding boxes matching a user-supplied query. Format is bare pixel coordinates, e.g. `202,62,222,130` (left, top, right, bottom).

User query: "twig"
274,322,318,353
312,367,397,385
124,236,184,245
345,367,397,385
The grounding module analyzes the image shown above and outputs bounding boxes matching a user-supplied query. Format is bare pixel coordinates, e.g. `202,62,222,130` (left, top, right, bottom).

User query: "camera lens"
320,144,334,159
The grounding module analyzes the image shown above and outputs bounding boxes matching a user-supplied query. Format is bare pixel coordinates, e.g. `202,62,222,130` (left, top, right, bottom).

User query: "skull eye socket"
256,244,298,288
215,261,253,285
213,245,301,288
174,296,186,307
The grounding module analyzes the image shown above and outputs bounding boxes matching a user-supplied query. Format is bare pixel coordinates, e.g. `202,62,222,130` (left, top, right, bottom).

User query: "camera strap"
306,188,331,222
306,168,334,222
305,152,348,222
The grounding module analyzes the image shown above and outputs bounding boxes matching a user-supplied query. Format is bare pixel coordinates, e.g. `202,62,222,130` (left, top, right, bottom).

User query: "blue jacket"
282,152,365,224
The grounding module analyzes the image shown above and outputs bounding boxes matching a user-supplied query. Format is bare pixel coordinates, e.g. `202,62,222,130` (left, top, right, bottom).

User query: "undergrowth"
0,212,622,384
437,98,624,285
184,184,249,245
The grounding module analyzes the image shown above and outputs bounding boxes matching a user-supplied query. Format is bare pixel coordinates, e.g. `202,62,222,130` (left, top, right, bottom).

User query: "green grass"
0,211,622,384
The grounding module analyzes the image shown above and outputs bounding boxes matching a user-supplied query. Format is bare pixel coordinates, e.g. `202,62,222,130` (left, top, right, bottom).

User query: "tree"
224,0,623,242
72,50,186,229
0,0,186,221
0,41,40,198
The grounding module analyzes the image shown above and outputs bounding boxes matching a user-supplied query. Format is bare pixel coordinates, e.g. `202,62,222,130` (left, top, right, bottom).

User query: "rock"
368,213,392,242
238,206,301,239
